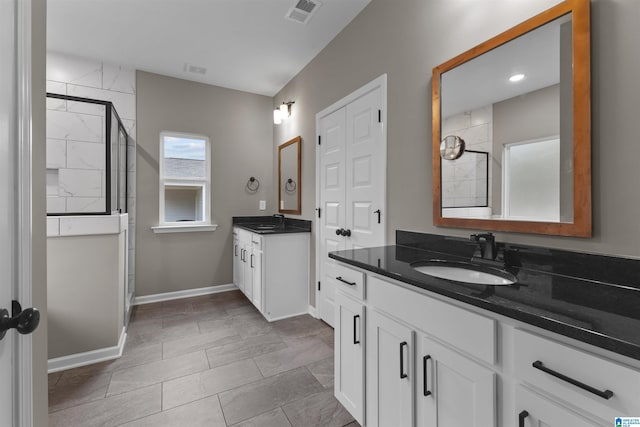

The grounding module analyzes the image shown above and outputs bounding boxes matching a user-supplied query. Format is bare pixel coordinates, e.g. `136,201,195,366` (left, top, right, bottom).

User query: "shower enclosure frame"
46,92,129,216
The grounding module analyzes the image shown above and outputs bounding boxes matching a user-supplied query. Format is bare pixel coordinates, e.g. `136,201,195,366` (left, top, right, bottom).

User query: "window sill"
151,224,218,234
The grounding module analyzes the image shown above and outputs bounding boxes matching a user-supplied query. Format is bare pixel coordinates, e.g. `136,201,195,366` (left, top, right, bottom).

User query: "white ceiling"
47,0,371,96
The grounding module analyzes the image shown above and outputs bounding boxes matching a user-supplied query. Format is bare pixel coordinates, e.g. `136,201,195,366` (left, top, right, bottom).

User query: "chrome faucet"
273,214,285,226
470,232,496,261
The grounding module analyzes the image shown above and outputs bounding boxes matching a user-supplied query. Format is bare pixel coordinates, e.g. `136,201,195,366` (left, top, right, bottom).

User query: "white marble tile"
67,84,136,121
67,99,107,117
471,106,492,127
58,169,103,197
47,110,104,143
47,139,67,169
47,81,67,111
103,63,136,94
122,119,136,141
442,112,471,135
59,215,121,236
458,123,489,145
67,141,106,170
47,217,60,236
47,52,103,88
47,169,59,196
66,197,106,213
47,197,66,214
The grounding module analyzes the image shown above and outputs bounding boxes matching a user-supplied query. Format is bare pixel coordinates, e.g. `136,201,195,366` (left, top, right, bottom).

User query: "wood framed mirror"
279,136,301,215
432,0,591,237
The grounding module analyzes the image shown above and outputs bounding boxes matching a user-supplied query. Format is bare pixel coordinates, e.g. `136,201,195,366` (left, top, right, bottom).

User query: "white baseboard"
308,305,318,318
133,283,237,306
48,327,127,373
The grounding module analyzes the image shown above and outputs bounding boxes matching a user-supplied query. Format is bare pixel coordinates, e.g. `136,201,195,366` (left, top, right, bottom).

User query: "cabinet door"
250,248,262,311
335,292,365,425
367,310,414,427
417,334,496,427
515,385,603,427
242,242,252,300
232,235,242,289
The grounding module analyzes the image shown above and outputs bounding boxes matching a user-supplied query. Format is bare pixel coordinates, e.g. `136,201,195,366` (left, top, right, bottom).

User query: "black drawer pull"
518,410,528,427
532,360,614,400
234,244,238,256
353,314,360,345
250,254,254,268
400,341,408,379
423,355,432,396
336,276,356,286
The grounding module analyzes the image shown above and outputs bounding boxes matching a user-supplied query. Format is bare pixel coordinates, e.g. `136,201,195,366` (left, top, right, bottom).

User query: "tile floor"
48,290,359,427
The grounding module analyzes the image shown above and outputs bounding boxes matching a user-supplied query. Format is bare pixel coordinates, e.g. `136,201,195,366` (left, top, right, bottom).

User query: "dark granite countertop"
329,231,640,361
232,216,311,235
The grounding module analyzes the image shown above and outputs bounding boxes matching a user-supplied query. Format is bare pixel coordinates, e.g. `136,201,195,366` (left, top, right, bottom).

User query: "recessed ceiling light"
509,73,525,83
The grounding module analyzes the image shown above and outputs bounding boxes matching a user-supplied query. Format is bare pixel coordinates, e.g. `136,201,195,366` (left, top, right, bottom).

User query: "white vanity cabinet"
332,259,640,426
232,226,309,321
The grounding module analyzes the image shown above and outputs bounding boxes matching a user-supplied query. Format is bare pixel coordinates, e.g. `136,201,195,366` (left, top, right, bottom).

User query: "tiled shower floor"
48,290,359,426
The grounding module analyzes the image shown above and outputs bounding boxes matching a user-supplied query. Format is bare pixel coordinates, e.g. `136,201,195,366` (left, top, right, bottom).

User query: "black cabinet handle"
336,276,356,286
423,355,432,396
250,254,254,268
241,249,245,262
353,314,360,344
532,360,614,400
374,209,381,224
518,410,529,427
234,244,238,256
400,341,408,379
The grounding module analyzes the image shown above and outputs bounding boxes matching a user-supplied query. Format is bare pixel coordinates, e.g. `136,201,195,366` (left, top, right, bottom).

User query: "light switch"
259,200,266,210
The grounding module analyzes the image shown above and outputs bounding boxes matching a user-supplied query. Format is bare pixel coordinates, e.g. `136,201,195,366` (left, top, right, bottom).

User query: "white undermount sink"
411,260,517,286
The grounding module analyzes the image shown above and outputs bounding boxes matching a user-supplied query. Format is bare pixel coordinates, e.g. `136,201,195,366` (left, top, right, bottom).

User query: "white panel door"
318,107,347,326
345,87,385,251
417,334,496,427
334,292,365,425
367,310,414,427
317,78,386,327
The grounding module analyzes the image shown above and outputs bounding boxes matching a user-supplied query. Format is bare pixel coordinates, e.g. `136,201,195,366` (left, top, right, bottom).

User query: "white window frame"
154,131,216,233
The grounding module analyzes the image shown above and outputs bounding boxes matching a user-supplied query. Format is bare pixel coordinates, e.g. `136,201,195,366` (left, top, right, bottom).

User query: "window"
158,132,211,228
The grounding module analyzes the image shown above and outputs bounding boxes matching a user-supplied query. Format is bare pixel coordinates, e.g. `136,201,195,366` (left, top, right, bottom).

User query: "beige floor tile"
121,395,226,427
307,357,334,389
282,390,355,427
219,367,323,425
272,314,333,339
206,333,287,368
162,358,263,410
162,326,240,359
107,351,209,396
230,407,293,427
254,336,333,377
49,384,161,427
48,372,112,413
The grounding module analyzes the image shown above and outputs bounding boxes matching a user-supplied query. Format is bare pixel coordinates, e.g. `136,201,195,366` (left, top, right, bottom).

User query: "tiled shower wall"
441,106,493,208
46,51,137,297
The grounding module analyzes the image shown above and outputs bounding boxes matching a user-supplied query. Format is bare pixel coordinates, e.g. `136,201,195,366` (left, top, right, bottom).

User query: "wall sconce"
273,101,295,124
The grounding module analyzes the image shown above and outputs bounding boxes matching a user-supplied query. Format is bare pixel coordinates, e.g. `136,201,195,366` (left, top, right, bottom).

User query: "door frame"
15,0,35,424
314,74,387,319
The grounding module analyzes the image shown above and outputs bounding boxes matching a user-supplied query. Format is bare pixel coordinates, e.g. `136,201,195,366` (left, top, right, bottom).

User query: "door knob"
0,301,40,340
336,228,344,236
341,229,351,237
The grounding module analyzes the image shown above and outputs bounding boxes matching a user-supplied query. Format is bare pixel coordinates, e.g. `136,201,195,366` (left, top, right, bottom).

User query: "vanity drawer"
368,275,496,365
513,328,640,420
333,263,365,301
250,234,263,250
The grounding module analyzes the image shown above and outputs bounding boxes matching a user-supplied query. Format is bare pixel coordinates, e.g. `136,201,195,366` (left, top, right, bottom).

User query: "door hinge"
378,109,382,123
316,207,321,218
318,281,321,291
318,135,321,145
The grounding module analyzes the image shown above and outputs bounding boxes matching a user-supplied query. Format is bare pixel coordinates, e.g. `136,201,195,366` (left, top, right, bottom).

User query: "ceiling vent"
285,0,321,24
183,63,207,75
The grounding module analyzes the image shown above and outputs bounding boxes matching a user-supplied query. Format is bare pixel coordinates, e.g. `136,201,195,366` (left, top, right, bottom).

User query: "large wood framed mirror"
432,0,591,237
279,136,301,214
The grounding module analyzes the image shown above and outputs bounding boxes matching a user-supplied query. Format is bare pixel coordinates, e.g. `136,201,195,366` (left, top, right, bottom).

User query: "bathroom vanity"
330,231,640,427
232,216,310,321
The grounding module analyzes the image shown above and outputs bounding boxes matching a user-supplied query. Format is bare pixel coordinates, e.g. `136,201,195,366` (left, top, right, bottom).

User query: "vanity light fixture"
274,101,295,124
509,73,525,83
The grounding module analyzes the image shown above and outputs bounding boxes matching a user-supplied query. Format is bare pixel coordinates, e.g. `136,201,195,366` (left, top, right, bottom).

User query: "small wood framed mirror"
279,136,301,215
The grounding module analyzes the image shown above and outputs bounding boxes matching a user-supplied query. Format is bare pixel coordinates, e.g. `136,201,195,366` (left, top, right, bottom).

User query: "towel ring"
246,177,260,192
285,178,297,193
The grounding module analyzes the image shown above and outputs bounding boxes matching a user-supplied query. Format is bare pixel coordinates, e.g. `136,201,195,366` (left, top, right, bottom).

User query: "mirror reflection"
440,13,573,222
278,136,301,214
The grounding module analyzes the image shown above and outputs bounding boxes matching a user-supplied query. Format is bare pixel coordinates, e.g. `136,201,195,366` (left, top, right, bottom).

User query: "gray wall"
33,0,48,423
274,0,640,305
136,71,274,296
